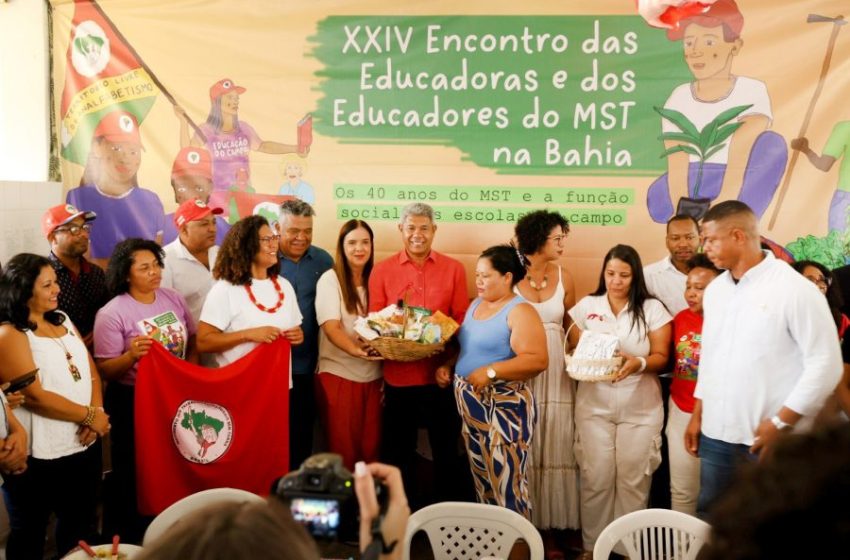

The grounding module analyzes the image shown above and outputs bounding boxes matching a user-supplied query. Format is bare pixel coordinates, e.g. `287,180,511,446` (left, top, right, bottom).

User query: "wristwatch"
486,367,498,381
770,415,792,431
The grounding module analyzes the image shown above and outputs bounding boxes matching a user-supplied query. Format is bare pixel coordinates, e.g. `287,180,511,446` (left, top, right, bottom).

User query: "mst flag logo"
172,400,233,464
70,20,110,77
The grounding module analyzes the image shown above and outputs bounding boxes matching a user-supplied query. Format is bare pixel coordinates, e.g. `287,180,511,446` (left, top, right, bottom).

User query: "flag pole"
88,0,208,144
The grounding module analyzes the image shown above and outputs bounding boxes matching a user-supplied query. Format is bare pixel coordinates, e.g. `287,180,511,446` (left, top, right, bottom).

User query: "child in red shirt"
667,254,720,515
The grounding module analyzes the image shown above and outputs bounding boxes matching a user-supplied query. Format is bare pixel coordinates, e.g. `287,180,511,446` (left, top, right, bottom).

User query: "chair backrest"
142,487,265,545
593,508,712,560
402,501,544,560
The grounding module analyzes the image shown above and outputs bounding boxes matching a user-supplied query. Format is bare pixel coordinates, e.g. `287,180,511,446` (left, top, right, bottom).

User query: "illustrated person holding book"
176,78,310,192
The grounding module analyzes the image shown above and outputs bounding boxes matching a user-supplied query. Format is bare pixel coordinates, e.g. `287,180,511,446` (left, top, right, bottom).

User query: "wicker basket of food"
564,328,623,382
355,305,459,362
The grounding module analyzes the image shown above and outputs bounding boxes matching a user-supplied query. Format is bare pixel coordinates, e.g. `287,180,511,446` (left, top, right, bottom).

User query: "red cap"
209,78,246,100
174,199,223,228
667,0,744,41
42,204,97,237
93,110,144,147
171,147,213,180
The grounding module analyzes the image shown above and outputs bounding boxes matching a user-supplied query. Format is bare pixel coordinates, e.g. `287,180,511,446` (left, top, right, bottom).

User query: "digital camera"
272,453,374,541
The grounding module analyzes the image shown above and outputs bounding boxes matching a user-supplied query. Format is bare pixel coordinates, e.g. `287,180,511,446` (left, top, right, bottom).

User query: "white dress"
516,266,580,529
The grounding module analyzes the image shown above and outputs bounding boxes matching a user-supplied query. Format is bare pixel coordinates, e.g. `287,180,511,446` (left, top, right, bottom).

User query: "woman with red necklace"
197,215,303,369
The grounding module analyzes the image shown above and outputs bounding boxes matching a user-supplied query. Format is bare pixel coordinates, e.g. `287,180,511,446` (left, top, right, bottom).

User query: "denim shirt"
279,245,334,375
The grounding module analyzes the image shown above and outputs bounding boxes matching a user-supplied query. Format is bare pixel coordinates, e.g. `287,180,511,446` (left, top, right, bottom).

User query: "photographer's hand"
354,462,410,560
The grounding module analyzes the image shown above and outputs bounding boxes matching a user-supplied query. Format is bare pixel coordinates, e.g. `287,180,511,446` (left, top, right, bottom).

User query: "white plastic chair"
402,501,544,560
593,508,711,560
142,487,265,545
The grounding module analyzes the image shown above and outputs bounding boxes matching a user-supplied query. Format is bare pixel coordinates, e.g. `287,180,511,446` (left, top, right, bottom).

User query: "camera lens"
307,474,323,488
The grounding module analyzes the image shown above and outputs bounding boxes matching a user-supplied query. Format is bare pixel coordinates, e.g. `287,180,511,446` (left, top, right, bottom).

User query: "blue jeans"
696,434,758,519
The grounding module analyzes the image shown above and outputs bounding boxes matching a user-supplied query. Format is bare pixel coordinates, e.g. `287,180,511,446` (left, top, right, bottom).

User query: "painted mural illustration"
50,0,849,285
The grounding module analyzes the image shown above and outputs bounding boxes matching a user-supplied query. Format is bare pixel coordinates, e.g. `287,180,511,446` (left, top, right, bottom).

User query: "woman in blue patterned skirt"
436,244,547,517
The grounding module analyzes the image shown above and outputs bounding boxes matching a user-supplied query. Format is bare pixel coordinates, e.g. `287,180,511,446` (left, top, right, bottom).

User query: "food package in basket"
566,330,622,381
354,303,458,345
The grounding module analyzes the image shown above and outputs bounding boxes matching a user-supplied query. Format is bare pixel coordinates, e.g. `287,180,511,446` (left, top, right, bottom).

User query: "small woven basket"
564,354,623,382
368,337,445,362
563,326,623,382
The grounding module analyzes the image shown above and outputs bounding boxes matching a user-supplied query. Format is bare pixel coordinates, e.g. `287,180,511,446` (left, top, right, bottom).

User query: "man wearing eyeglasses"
161,147,231,246
276,199,333,469
43,204,109,349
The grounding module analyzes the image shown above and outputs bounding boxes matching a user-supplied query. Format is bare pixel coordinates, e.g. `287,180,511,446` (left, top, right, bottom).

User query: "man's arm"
368,262,388,313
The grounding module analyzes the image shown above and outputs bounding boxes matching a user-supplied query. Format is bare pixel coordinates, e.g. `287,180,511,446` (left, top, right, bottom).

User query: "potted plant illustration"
654,104,753,220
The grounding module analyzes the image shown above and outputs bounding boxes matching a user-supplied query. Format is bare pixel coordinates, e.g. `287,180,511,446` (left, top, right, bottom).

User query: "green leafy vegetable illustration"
655,104,753,198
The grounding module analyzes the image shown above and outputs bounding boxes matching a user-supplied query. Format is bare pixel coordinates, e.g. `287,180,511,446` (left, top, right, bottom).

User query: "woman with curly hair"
0,253,108,558
197,215,303,368
94,238,196,542
513,210,579,551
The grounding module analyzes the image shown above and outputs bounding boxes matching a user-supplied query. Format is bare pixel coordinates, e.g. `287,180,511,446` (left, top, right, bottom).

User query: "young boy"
667,253,720,515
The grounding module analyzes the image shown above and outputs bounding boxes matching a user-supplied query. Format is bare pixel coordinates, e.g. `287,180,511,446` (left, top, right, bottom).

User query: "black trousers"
102,382,150,544
380,383,471,506
289,373,318,471
2,443,101,560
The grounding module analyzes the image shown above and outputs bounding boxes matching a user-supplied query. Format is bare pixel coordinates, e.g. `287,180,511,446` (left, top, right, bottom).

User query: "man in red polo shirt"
369,203,470,505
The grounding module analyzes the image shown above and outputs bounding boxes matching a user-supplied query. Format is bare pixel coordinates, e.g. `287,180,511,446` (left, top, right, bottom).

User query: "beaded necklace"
245,276,285,313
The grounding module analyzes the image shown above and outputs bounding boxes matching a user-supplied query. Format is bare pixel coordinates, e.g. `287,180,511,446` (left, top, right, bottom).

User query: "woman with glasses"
791,260,850,422
792,260,848,337
513,210,579,552
197,215,303,368
93,238,197,543
66,111,165,266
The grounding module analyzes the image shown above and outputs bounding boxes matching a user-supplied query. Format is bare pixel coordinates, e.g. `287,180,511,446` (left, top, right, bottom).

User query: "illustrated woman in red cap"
645,0,787,223
176,78,305,193
66,111,166,266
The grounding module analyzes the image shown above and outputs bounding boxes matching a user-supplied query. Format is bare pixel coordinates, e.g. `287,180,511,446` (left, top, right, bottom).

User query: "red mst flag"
135,339,290,515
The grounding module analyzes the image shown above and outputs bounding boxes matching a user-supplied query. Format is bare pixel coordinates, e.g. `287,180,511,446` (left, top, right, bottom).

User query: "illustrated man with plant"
645,0,788,222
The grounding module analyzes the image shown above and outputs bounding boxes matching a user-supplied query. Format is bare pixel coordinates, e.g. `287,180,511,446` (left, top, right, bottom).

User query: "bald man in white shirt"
685,201,842,518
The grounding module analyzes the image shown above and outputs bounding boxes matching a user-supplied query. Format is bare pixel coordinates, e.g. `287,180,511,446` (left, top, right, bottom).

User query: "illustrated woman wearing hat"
66,110,166,266
176,78,306,193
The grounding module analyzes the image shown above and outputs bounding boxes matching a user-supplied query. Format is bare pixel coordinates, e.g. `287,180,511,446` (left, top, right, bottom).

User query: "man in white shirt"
161,199,222,330
644,215,700,315
686,201,842,517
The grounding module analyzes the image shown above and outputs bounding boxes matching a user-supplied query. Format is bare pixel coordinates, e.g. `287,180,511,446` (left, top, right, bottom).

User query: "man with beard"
43,203,108,349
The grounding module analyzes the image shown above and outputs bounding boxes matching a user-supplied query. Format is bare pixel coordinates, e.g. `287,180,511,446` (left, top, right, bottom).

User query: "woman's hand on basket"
612,352,642,383
354,339,384,361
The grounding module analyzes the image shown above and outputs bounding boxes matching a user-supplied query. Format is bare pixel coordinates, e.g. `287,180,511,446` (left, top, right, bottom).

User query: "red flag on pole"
58,0,158,165
135,339,291,515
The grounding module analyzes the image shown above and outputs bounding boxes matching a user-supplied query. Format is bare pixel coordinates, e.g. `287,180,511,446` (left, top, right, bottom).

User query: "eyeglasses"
547,234,568,244
54,223,92,236
109,145,140,157
259,234,281,245
175,186,209,194
805,275,830,289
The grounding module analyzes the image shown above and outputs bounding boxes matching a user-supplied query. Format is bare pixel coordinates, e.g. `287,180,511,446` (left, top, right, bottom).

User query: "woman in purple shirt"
177,78,306,192
94,238,197,543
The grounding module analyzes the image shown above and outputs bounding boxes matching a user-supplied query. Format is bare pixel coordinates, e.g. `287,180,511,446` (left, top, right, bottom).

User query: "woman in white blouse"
567,244,672,560
0,253,109,558
315,220,382,469
198,215,303,366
